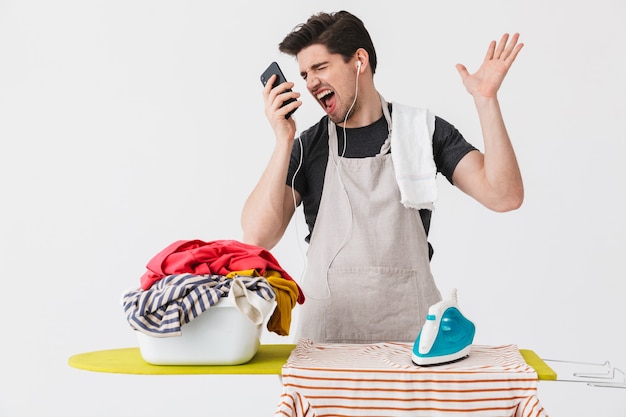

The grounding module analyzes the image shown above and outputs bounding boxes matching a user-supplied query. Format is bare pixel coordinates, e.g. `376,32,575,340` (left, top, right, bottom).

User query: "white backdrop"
1,1,625,416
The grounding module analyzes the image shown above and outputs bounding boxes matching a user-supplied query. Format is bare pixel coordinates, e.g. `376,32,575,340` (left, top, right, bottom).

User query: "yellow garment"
226,269,299,336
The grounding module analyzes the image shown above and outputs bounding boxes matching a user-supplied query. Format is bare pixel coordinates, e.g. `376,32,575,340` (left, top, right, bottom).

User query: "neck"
338,86,383,128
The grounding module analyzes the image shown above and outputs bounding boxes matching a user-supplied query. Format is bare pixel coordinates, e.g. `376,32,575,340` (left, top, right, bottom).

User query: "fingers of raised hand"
487,33,523,63
501,33,522,61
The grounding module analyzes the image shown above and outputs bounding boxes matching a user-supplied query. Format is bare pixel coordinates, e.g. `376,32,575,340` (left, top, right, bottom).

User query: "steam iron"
412,289,475,366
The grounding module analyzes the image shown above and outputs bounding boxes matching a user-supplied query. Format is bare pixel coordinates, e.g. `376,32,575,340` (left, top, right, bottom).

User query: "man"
241,11,523,343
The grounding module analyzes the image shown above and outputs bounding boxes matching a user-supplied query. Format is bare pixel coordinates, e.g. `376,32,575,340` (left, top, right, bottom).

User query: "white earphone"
357,60,362,70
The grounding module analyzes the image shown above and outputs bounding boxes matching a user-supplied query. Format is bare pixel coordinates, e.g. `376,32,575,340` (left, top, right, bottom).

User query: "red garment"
140,239,304,304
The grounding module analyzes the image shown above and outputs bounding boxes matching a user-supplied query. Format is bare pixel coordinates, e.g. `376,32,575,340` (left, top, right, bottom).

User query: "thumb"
455,63,469,80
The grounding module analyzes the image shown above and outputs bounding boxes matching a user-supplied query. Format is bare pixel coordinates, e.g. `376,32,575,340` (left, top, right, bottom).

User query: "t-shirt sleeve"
433,116,477,184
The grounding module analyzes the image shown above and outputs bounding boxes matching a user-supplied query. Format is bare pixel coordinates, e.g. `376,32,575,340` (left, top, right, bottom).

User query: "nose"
306,74,320,91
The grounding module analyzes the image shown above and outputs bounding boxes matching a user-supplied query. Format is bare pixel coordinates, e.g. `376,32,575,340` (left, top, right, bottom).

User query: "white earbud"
357,60,362,70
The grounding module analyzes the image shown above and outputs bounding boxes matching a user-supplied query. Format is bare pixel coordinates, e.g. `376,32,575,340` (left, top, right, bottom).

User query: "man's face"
297,44,358,125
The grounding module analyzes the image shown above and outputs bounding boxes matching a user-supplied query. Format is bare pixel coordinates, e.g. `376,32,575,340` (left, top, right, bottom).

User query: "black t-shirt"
287,104,476,258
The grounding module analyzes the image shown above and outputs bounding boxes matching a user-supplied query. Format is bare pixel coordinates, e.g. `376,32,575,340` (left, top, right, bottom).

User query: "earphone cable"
290,130,308,283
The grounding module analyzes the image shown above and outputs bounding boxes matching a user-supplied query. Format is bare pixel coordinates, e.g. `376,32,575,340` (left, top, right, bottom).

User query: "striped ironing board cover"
275,340,548,417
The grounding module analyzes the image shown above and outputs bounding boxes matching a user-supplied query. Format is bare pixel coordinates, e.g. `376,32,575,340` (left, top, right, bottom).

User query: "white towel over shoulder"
390,102,437,210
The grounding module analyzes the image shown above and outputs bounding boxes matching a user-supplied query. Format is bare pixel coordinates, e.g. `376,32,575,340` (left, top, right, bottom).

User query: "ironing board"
68,344,295,375
68,343,555,379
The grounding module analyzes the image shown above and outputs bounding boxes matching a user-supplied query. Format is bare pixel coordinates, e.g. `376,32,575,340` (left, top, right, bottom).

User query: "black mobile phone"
260,61,297,119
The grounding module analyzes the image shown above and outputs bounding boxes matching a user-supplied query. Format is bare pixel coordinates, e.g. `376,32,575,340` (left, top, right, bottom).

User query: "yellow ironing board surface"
68,344,296,375
69,344,556,380
520,348,558,380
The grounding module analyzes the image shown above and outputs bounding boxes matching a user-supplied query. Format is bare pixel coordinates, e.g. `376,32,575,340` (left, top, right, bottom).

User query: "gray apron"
296,96,442,343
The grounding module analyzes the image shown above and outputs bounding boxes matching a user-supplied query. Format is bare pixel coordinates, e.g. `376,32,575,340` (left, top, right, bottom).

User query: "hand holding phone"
260,61,298,119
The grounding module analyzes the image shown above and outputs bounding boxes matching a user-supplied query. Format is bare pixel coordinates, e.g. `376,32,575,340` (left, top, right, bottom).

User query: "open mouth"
316,89,335,112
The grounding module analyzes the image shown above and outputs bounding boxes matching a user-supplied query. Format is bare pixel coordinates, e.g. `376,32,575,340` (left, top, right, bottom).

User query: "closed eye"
301,62,329,81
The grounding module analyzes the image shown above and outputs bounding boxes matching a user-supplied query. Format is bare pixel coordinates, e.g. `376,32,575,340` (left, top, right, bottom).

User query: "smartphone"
260,61,297,119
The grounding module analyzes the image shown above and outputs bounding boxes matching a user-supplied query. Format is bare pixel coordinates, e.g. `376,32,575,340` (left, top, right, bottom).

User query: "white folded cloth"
390,102,437,210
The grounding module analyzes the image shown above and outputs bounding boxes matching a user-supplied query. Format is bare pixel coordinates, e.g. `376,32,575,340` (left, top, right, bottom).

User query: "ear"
354,48,369,73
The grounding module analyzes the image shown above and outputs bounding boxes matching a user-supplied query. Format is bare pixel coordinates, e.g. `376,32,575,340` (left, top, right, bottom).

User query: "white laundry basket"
136,290,275,365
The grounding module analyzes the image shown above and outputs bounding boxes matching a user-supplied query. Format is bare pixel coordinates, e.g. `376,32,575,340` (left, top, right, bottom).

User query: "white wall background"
1,0,625,415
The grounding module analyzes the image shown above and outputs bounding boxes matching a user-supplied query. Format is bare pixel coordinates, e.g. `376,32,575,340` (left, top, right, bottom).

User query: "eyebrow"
300,61,329,78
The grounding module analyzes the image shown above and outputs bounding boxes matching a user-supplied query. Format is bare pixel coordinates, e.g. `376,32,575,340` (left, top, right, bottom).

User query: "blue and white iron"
412,289,476,366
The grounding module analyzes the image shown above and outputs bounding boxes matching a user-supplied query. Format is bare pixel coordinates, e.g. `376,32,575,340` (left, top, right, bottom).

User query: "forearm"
241,140,296,249
474,96,524,210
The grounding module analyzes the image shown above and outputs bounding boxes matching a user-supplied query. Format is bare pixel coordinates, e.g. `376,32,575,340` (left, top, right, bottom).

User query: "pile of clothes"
122,239,304,337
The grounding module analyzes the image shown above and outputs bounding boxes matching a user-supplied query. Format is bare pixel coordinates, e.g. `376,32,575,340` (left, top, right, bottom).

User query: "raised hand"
456,33,524,99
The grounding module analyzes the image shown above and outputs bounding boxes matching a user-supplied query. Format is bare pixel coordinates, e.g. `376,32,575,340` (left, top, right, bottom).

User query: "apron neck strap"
327,94,393,157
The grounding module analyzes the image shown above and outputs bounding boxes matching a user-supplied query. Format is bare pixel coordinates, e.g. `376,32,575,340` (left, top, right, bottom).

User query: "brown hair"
278,11,378,74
